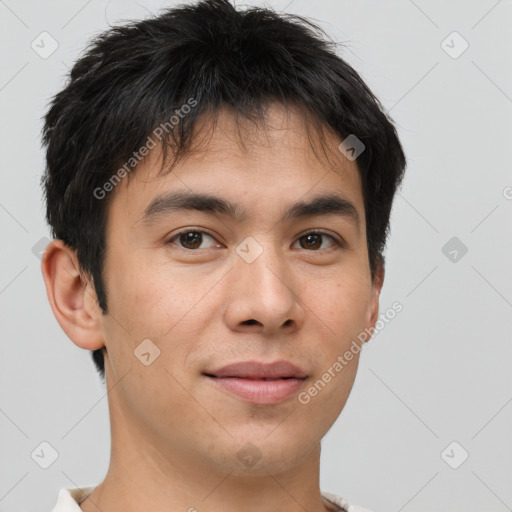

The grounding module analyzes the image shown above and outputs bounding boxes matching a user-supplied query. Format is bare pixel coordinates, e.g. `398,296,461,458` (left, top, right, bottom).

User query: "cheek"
309,273,372,336
300,277,370,414
294,352,360,443
106,264,221,378
107,257,194,334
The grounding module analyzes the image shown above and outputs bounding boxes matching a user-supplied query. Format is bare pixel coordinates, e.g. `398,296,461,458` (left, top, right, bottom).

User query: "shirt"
49,486,373,512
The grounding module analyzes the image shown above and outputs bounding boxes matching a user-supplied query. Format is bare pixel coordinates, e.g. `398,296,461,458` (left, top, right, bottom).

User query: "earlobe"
41,239,105,351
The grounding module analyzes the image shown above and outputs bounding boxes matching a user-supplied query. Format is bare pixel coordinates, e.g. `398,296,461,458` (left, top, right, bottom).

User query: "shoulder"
321,490,374,512
49,487,96,512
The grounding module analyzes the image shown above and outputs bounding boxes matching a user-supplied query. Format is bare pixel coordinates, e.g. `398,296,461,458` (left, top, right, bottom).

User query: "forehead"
111,104,364,226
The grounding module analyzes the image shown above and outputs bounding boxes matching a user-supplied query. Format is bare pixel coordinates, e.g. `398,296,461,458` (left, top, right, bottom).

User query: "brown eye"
166,230,217,250
295,231,340,251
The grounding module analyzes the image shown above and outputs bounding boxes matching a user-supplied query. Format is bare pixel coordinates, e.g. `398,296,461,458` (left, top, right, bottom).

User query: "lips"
204,360,308,404
205,360,307,380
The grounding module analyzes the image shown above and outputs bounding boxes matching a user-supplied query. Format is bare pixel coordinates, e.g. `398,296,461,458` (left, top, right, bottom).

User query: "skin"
42,103,384,512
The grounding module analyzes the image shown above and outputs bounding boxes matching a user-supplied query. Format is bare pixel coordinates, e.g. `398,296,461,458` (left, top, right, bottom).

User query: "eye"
166,230,219,250
165,229,343,252
293,230,342,251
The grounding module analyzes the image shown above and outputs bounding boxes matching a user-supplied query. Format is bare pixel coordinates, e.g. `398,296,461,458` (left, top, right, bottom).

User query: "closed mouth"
204,374,303,380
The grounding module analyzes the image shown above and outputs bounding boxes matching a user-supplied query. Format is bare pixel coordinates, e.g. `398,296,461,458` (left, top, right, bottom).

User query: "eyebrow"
139,191,361,231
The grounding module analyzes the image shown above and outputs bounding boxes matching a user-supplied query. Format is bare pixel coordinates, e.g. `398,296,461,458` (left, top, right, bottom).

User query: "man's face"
97,104,382,475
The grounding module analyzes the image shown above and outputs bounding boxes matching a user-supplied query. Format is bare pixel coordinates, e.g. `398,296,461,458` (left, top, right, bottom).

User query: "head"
41,0,405,475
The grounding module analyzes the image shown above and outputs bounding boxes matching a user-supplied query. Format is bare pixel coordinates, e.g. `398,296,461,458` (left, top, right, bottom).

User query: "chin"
206,434,318,477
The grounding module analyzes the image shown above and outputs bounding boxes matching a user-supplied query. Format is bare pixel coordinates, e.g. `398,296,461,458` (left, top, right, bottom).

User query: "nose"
223,240,305,335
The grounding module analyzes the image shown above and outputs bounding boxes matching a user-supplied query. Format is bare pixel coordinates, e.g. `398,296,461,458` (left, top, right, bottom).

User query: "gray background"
1,0,511,511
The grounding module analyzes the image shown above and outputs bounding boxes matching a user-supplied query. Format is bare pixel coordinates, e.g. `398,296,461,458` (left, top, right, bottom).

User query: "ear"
364,260,385,335
41,239,105,350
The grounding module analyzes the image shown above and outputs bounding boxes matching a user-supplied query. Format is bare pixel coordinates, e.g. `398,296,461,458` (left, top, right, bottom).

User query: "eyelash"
165,229,344,251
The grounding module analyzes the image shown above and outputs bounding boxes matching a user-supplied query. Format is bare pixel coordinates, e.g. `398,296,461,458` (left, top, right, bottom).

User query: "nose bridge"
235,234,291,295
226,234,301,331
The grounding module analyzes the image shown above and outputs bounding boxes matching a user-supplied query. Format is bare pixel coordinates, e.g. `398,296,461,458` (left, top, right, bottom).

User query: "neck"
79,389,331,512
80,449,330,512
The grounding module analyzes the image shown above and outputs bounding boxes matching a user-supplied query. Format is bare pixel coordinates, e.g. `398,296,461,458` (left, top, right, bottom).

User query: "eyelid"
297,228,342,243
